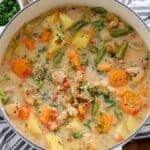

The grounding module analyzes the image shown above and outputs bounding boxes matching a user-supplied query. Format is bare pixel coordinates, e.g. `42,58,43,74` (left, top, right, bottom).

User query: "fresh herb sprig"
0,0,20,25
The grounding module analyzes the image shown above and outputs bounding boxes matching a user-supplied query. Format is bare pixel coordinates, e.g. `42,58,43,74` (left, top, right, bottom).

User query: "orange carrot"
120,91,143,115
109,69,128,87
11,58,32,79
96,112,112,133
68,50,83,71
18,106,30,120
39,30,53,43
98,63,113,72
78,103,90,120
22,37,35,51
39,107,57,125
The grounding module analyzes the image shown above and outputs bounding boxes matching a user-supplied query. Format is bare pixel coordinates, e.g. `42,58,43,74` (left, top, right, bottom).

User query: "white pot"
0,0,149,149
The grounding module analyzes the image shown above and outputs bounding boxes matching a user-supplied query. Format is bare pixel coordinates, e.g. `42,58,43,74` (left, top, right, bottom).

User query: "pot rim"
0,0,149,149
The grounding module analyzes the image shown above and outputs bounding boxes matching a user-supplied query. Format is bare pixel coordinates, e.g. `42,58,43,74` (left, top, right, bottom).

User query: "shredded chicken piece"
125,67,145,84
51,70,66,84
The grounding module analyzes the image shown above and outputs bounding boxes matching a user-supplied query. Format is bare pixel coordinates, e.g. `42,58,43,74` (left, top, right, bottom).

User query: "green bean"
53,50,65,64
91,7,107,14
92,19,104,32
88,44,98,53
91,101,100,116
73,20,89,31
116,42,128,59
81,58,88,66
111,28,130,37
0,90,9,105
72,132,83,139
94,46,106,65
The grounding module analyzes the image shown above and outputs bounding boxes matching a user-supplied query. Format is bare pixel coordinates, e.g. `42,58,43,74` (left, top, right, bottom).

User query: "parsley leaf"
71,132,83,139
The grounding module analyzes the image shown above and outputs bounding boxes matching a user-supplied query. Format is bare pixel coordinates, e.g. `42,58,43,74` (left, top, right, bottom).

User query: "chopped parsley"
91,101,100,116
31,66,50,89
38,47,47,53
0,90,9,105
92,19,104,32
77,82,87,93
53,49,65,65
55,32,64,44
88,44,98,53
87,86,100,99
73,19,89,31
84,119,93,130
71,132,83,139
81,58,88,66
40,90,51,100
101,90,118,108
101,89,123,120
114,109,123,120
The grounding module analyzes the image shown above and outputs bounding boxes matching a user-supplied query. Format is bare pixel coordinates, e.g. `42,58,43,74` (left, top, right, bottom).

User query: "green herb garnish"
87,87,100,99
92,19,104,32
0,90,9,105
88,44,98,53
91,7,107,14
84,119,93,130
53,49,65,65
73,20,89,31
81,58,88,66
91,101,100,116
0,0,20,25
38,47,47,53
72,132,83,139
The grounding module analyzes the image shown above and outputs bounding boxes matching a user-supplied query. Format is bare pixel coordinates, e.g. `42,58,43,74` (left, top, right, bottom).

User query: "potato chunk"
126,116,139,133
100,28,112,41
47,31,68,58
72,30,92,49
46,133,64,150
67,119,83,131
59,13,74,30
41,12,60,30
26,114,42,136
115,122,128,137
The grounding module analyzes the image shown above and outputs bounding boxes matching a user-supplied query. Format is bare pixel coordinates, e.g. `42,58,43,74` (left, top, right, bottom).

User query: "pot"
0,0,149,150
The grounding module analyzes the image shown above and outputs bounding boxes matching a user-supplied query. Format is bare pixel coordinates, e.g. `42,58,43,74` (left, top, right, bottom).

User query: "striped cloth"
0,0,150,150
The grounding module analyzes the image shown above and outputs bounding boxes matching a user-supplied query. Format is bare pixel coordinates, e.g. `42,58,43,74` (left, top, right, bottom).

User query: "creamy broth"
0,6,149,150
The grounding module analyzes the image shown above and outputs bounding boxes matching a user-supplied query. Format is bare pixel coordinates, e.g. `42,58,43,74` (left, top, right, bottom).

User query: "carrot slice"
98,63,113,72
22,37,35,51
18,106,30,120
39,107,57,125
11,58,32,79
120,91,143,115
109,69,128,87
68,50,83,71
96,112,112,133
39,30,53,43
78,103,90,120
